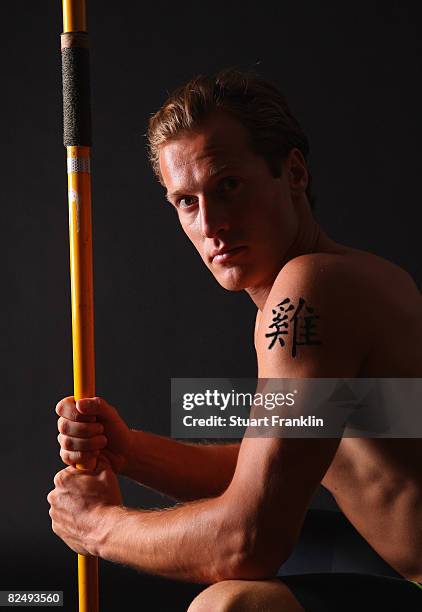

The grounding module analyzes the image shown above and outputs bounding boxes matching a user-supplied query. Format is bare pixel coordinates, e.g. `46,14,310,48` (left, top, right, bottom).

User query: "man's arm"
121,431,240,501
94,436,340,583
86,254,372,583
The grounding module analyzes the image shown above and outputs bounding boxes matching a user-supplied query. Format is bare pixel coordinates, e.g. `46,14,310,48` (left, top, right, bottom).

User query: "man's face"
159,112,300,292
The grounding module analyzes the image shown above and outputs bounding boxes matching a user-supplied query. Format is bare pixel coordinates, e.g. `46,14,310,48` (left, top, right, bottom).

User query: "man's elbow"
213,529,293,582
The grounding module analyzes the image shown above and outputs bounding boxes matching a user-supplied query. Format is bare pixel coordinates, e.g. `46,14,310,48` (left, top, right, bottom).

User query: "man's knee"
187,579,305,612
186,581,251,612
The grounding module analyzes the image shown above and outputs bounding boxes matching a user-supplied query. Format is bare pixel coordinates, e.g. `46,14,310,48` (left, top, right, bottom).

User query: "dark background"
2,1,422,610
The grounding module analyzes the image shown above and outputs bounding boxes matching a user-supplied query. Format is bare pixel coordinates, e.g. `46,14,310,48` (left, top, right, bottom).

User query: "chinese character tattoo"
265,297,321,357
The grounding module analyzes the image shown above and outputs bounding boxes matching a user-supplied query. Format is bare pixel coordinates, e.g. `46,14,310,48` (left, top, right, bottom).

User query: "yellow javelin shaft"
61,2,99,611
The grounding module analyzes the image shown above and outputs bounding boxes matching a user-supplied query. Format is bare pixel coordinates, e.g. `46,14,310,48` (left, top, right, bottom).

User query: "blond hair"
147,69,315,207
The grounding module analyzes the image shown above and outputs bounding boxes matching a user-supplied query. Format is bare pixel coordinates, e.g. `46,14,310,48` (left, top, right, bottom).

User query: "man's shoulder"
263,250,365,321
255,249,421,377
268,248,419,313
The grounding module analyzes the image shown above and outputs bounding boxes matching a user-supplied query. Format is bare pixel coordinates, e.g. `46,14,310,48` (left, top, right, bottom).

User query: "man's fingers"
58,433,107,452
55,396,121,425
56,397,96,423
57,417,104,438
59,448,100,466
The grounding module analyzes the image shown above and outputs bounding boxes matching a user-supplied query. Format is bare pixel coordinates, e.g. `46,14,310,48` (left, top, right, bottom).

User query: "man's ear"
286,148,309,194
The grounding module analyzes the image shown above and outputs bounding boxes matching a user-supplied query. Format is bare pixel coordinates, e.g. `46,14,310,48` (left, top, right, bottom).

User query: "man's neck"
245,204,332,311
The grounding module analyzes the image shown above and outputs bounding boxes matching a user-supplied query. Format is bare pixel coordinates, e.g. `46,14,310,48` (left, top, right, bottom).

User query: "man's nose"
199,195,230,238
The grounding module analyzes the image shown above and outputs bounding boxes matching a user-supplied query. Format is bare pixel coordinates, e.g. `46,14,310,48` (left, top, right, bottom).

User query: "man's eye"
220,177,240,191
177,196,197,208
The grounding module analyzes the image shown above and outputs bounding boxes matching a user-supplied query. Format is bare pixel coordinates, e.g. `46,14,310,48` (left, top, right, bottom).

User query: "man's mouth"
211,246,247,263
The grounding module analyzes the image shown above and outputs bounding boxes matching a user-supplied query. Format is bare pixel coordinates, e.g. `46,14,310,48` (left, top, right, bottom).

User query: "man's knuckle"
59,448,67,460
58,418,69,434
58,433,69,450
72,450,83,462
57,397,75,416
53,472,62,487
64,451,74,462
62,468,71,480
63,435,72,450
70,409,79,421
61,435,76,451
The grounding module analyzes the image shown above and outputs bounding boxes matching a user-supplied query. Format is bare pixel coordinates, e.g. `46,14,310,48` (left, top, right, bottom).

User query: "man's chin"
212,268,251,292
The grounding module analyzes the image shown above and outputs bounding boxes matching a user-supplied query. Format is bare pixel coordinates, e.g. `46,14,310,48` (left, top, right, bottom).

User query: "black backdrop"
2,2,422,610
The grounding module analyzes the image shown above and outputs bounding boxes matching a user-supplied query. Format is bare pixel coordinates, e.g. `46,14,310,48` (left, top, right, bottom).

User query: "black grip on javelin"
62,45,92,146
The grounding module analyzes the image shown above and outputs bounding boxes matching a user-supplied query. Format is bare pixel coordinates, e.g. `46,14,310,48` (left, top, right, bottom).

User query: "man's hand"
56,396,133,473
47,456,123,556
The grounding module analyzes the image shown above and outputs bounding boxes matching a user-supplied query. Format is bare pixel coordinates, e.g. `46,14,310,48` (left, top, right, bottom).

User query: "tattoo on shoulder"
265,297,321,358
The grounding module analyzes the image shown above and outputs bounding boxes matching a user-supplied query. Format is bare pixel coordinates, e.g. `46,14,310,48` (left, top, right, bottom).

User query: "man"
47,70,422,611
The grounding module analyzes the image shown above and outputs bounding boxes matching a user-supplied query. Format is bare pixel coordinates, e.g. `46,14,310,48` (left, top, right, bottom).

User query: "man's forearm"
121,430,240,501
93,495,247,584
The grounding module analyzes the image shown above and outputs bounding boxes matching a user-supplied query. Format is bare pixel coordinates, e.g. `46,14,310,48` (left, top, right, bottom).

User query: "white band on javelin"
67,157,91,174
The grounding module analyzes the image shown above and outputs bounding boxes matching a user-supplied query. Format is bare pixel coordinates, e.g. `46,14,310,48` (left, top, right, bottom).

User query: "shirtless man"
47,70,422,611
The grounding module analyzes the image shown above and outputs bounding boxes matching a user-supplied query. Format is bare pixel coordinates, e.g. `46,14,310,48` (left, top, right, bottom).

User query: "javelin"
61,0,99,609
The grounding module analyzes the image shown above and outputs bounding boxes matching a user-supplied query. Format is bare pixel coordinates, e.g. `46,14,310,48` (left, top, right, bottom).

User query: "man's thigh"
187,578,305,612
279,573,422,612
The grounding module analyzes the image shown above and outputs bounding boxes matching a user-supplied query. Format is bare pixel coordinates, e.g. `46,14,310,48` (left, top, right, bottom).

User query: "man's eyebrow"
166,189,185,201
165,163,235,201
207,163,230,177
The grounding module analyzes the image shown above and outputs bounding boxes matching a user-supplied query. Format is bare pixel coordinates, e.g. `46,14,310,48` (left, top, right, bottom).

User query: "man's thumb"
76,397,118,422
